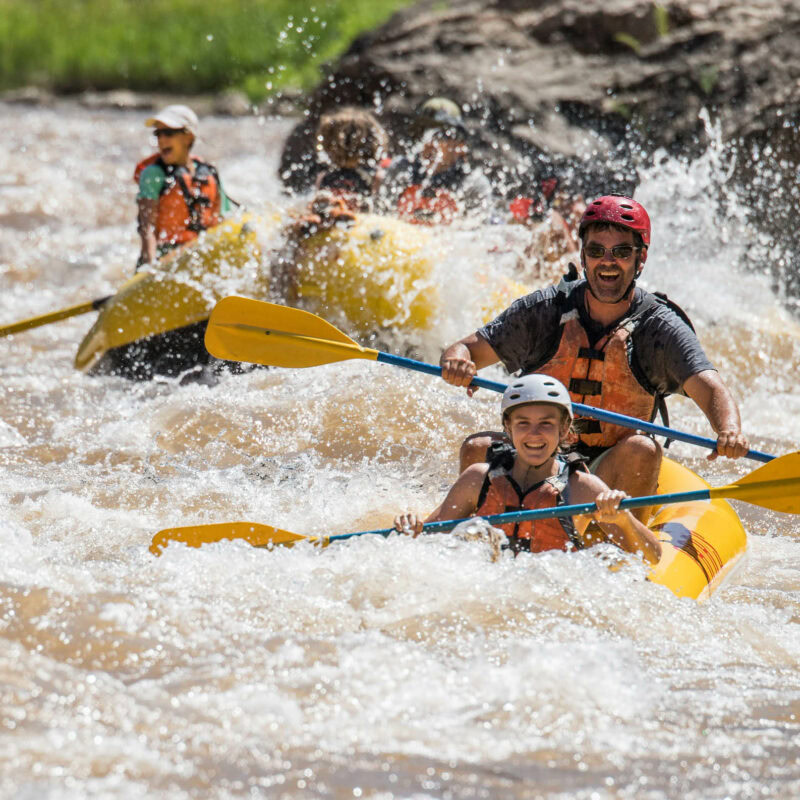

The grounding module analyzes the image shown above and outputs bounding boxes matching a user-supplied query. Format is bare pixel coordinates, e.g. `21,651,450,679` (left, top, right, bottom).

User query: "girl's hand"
592,489,628,524
393,513,424,537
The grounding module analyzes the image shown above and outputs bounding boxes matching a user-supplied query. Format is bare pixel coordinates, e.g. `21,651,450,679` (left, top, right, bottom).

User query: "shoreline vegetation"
0,0,414,103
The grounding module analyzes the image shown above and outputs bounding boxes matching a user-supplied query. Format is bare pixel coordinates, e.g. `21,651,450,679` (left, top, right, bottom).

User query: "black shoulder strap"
652,291,696,332
553,267,583,323
544,458,586,493
616,289,663,334
486,441,516,476
152,157,172,197
476,471,492,510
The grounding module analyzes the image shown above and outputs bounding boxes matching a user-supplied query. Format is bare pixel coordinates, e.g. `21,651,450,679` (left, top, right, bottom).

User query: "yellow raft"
287,214,440,335
288,213,535,334
647,458,747,601
75,211,532,380
75,216,263,379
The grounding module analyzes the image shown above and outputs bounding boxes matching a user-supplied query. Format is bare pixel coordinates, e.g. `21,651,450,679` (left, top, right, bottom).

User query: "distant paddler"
135,104,234,269
394,374,662,564
440,195,751,518
509,182,582,284
380,97,497,225
287,107,389,239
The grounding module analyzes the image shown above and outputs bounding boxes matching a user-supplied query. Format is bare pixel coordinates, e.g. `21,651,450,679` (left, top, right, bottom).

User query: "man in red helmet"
440,194,749,512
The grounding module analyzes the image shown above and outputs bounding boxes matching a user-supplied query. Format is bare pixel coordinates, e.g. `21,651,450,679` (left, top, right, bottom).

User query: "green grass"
0,0,415,101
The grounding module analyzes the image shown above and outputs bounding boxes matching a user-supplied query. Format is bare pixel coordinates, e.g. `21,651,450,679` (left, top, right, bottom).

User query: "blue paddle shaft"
375,352,774,464
329,488,712,541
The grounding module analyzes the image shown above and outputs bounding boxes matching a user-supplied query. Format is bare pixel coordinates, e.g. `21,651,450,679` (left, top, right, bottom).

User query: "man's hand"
708,430,750,461
440,343,477,389
439,335,500,396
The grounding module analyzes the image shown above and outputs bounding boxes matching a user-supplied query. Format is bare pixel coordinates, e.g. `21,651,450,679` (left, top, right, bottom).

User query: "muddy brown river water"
0,102,798,799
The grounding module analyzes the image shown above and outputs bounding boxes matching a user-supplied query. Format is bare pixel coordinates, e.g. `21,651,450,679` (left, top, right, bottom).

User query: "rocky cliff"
280,0,800,297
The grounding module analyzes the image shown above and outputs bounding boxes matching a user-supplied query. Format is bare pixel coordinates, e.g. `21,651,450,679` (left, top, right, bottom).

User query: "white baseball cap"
144,105,199,134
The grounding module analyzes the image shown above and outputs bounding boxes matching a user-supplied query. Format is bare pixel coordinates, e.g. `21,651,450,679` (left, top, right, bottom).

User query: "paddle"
0,295,112,338
150,451,800,554
204,296,776,464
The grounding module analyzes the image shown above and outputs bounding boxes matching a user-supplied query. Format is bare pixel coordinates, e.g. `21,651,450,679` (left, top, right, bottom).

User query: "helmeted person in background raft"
380,97,495,225
440,195,750,518
135,105,233,269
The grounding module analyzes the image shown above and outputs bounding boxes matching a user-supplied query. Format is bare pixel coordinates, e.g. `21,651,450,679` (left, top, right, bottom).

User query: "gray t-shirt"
478,279,713,396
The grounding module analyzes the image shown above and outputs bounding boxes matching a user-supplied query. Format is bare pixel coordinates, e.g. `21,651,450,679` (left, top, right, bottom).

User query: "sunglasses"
583,243,639,260
153,127,187,137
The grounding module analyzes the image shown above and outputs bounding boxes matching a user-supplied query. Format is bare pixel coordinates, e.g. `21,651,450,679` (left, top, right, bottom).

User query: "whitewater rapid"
0,102,798,799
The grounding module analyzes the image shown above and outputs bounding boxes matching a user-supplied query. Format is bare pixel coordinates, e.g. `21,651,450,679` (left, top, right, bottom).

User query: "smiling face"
504,403,569,468
154,128,194,166
581,226,643,305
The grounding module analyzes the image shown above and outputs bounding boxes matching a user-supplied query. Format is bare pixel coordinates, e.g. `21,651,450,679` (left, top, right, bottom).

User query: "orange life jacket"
134,154,221,247
397,184,459,226
508,179,560,222
476,454,584,554
317,167,374,212
535,282,663,450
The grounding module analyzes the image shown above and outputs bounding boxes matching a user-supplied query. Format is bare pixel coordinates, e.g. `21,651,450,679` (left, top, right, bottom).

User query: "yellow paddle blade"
710,451,800,514
205,296,380,368
149,520,324,556
0,296,108,338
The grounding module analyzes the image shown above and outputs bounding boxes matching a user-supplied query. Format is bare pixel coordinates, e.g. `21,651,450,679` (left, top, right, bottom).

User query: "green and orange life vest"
134,154,222,247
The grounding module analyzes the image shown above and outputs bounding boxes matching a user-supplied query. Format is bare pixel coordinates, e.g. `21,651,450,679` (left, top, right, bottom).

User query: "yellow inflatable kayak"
75,216,263,379
648,458,747,600
151,454,747,601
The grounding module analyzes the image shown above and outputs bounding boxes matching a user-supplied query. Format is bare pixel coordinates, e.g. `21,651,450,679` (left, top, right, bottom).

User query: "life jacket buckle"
569,377,602,395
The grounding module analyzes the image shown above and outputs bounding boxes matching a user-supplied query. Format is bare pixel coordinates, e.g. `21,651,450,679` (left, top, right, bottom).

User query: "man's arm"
683,369,750,460
440,332,500,390
440,287,553,392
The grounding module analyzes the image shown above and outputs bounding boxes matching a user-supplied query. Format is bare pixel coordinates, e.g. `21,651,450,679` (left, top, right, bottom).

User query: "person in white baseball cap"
134,105,232,268
392,373,661,563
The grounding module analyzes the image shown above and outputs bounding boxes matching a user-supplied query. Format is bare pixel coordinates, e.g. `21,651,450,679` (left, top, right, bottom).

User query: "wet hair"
316,108,388,170
580,220,645,250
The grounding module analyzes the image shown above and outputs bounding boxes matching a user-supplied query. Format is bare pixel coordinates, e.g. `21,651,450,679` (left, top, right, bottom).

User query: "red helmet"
579,195,651,247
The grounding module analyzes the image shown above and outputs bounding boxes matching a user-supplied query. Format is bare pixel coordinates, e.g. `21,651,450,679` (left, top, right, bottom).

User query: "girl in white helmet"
394,374,662,563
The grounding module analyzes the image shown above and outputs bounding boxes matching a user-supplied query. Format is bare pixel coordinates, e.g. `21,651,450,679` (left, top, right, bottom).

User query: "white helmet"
501,374,574,420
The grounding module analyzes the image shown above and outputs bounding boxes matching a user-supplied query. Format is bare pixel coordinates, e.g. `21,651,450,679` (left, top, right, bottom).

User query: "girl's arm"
569,472,662,564
394,463,488,537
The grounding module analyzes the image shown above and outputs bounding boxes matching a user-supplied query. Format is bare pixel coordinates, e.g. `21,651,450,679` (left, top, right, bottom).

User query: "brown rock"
279,0,800,305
